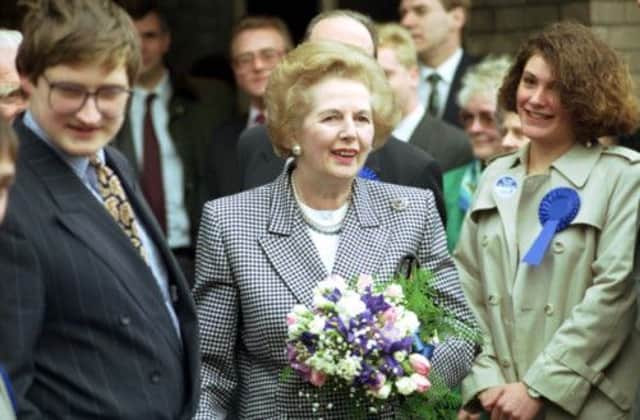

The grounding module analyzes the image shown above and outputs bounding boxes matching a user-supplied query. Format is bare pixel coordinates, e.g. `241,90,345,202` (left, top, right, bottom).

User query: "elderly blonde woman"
193,40,477,419
456,22,640,420
444,55,512,250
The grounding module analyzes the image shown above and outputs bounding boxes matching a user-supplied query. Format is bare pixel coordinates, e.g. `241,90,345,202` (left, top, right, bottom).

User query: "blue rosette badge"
358,166,379,181
523,187,580,266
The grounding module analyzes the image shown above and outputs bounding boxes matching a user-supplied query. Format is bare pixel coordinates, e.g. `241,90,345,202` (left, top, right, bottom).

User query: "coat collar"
259,164,388,306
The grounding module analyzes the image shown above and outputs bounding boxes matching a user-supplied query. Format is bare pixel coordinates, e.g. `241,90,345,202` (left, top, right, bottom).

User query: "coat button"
544,304,554,316
481,235,489,247
552,241,564,254
119,315,131,326
488,294,500,305
150,371,161,384
501,359,511,368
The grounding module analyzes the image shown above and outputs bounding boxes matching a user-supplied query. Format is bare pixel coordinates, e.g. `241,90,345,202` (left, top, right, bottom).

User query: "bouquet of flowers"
285,269,470,418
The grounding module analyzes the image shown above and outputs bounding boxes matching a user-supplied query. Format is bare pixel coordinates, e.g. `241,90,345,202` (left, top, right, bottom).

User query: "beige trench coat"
455,143,640,419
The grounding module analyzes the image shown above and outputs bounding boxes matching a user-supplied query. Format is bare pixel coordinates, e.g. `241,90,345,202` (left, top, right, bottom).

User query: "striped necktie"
426,73,442,117
90,155,147,262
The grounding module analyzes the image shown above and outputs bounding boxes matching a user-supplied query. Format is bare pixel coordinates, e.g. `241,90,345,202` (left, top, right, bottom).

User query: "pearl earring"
291,144,302,157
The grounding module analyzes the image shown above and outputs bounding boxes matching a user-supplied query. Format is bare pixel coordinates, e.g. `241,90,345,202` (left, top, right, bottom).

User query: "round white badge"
494,176,518,198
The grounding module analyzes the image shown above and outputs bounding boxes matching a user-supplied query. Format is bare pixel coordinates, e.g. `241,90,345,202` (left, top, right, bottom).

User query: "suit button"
119,315,131,326
501,359,511,368
544,304,554,316
150,371,161,384
552,241,564,254
481,235,489,247
488,294,500,305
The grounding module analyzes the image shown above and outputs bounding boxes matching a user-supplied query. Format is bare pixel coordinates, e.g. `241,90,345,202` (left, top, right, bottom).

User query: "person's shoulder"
600,144,640,165
203,182,273,216
485,150,519,173
382,137,435,164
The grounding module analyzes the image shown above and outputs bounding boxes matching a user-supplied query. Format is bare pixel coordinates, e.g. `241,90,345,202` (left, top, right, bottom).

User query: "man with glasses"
0,29,27,122
205,15,292,201
0,1,200,418
114,0,233,285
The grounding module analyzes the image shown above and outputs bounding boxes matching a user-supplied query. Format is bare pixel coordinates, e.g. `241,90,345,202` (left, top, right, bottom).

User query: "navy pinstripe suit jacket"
0,117,200,420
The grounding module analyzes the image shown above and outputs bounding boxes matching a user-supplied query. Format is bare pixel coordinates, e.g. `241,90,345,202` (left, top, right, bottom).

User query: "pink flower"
286,313,297,326
309,369,327,387
409,353,431,376
382,307,398,324
411,373,431,393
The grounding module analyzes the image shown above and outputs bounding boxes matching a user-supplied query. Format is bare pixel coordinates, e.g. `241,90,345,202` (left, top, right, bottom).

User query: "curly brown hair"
498,21,640,143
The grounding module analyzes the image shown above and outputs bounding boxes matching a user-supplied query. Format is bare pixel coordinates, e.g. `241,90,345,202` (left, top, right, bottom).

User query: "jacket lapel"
258,168,327,307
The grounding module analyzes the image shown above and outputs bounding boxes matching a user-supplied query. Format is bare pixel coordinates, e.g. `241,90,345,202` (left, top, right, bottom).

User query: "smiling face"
295,77,374,186
516,54,574,147
460,93,502,161
24,61,129,157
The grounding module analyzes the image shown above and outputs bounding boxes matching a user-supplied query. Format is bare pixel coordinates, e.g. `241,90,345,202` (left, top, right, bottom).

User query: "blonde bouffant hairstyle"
265,40,400,157
499,21,639,142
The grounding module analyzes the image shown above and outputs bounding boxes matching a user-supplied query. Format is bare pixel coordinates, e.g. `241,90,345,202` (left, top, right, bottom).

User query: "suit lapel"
18,127,183,356
258,170,327,307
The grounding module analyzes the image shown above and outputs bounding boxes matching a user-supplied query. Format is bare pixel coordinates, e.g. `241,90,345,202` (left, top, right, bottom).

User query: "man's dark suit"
0,118,200,420
113,73,233,241
440,52,481,129
236,125,446,221
408,112,473,173
205,114,247,201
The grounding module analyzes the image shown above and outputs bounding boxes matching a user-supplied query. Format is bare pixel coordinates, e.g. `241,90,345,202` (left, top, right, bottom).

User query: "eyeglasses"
459,110,496,129
0,85,27,106
41,74,131,119
232,48,284,72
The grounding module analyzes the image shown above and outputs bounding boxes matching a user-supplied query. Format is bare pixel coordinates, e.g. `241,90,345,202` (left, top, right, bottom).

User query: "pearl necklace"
290,175,348,235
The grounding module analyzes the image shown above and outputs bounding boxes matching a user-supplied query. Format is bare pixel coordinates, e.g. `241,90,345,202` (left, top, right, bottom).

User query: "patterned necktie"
140,93,167,234
426,73,442,117
90,155,148,262
254,112,266,125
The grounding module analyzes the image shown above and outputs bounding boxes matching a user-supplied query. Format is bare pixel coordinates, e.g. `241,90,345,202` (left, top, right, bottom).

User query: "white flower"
308,315,327,335
335,290,366,321
395,376,418,395
372,383,392,399
384,284,404,301
395,309,420,336
317,274,347,294
356,274,373,292
312,293,335,311
336,356,362,381
393,351,407,363
291,304,309,316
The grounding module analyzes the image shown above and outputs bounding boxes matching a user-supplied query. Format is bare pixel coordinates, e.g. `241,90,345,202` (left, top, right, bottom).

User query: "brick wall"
466,0,640,98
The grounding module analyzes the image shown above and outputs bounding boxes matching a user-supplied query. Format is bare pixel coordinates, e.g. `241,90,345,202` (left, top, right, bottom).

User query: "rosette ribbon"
412,333,435,360
358,166,379,181
522,187,580,266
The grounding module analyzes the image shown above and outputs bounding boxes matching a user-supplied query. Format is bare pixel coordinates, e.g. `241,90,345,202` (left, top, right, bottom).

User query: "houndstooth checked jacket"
193,166,478,419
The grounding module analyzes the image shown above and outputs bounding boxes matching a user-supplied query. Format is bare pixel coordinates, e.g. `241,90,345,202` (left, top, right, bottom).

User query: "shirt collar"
392,103,425,142
420,48,463,85
247,105,266,127
23,110,105,180
133,71,171,102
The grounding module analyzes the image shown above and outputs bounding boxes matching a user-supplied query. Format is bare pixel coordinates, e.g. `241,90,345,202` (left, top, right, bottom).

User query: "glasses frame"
41,74,132,118
459,109,497,130
232,48,285,73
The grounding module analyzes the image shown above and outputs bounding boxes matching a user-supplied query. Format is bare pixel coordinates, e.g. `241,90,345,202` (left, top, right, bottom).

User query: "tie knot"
254,112,266,125
89,155,103,168
146,93,157,108
426,73,441,86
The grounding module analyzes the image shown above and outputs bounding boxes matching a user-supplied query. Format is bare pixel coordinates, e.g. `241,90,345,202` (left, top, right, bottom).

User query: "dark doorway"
338,1,398,22
246,1,319,45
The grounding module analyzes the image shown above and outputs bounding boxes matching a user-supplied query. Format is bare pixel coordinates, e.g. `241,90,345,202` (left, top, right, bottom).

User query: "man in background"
205,16,292,200
114,0,233,284
399,0,479,128
377,22,471,173
0,29,27,122
0,1,199,417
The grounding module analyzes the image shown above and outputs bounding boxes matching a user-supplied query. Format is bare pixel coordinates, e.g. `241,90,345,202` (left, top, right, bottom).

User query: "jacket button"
119,315,131,326
150,371,161,384
488,294,500,305
552,241,564,254
481,235,489,247
544,304,554,316
501,359,511,368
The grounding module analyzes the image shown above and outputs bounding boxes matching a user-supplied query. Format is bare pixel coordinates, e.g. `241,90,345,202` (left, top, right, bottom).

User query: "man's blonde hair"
377,23,417,70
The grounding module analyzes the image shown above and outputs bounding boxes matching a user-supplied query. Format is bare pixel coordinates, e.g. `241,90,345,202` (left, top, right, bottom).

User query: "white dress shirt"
392,103,426,143
418,48,463,119
130,73,190,248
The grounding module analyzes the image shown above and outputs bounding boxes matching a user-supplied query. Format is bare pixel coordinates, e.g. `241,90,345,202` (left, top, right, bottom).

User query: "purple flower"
324,288,342,303
361,292,390,314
